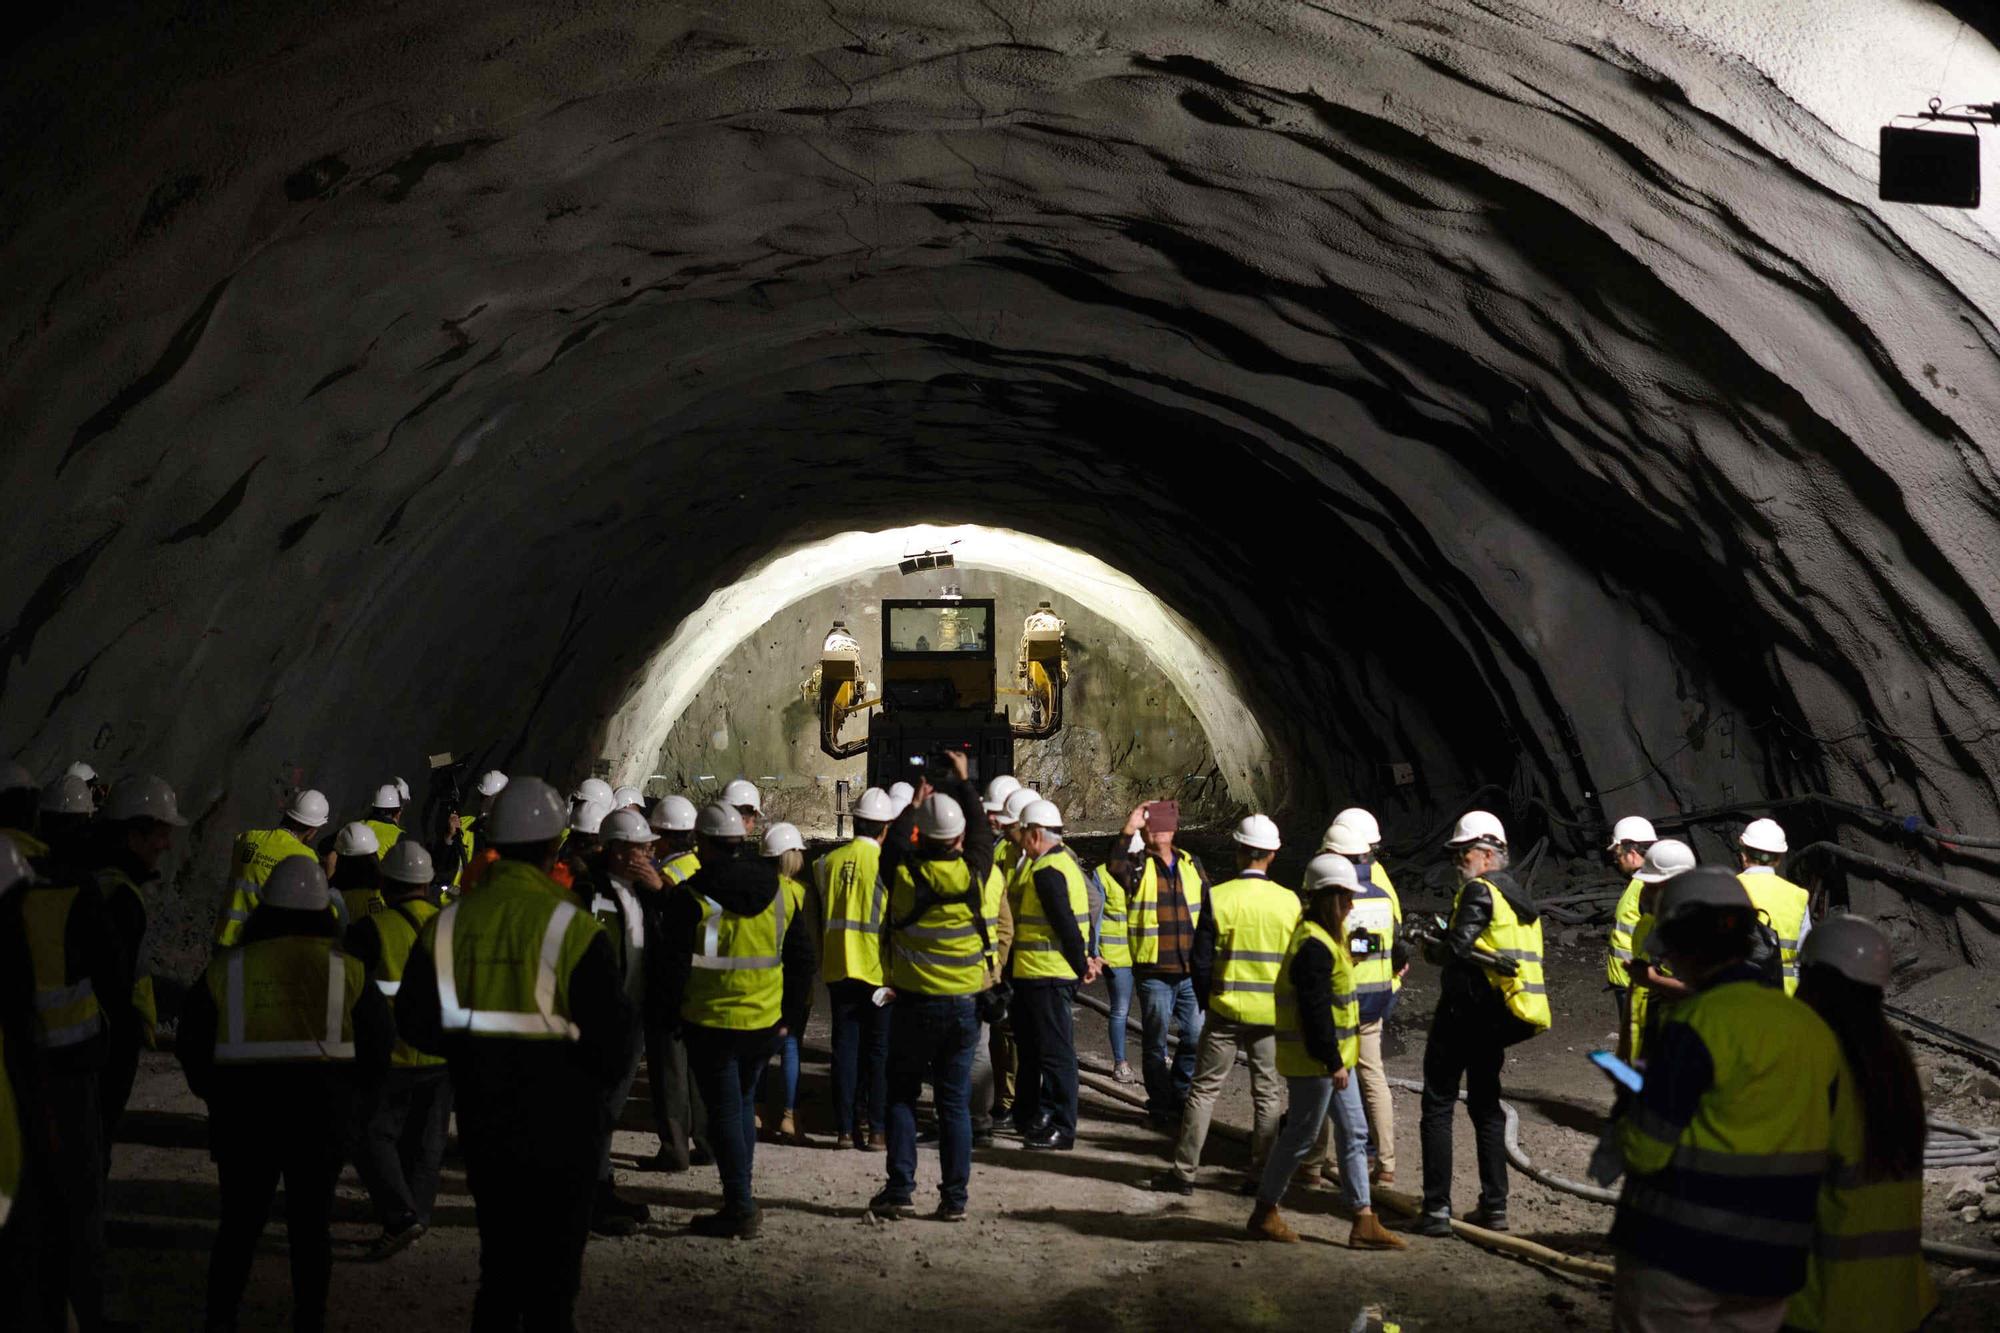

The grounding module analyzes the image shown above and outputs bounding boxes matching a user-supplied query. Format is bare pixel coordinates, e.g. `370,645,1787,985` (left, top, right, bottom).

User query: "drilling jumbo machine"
806,596,1069,789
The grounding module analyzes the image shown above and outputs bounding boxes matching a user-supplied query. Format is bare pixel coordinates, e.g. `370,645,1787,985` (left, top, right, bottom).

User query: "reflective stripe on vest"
1347,856,1402,1017
1462,877,1551,1031
1740,869,1810,995
1204,875,1300,1026
1275,918,1360,1077
216,827,314,948
887,859,989,996
817,837,888,986
1128,851,1204,966
371,902,445,1067
683,874,804,1029
1093,865,1133,967
1010,849,1089,982
23,884,103,1048
433,886,584,1040
1607,877,1643,987
214,945,357,1062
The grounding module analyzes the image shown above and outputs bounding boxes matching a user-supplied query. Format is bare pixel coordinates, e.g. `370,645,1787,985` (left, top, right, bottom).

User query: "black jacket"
1286,933,1346,1071
649,850,815,1035
1431,869,1539,1032
1012,853,1089,989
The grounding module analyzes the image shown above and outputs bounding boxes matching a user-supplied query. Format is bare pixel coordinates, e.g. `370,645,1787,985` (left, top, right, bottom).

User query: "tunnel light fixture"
898,549,957,575
1880,98,1997,208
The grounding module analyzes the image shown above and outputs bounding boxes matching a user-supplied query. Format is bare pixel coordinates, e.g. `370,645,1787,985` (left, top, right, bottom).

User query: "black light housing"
1880,124,1982,207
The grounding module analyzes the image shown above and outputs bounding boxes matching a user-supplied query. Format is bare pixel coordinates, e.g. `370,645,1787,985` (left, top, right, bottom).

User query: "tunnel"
7,1,2000,976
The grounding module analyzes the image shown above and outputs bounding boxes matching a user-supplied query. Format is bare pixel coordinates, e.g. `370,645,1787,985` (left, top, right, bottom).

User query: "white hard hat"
380,840,435,886
887,781,915,812
570,796,612,835
476,770,510,798
574,778,615,805
1302,852,1360,894
263,854,331,911
1800,914,1892,989
335,821,380,857
286,789,331,828
1333,807,1381,846
0,837,32,897
372,783,402,810
697,802,747,839
66,760,98,784
0,761,32,792
853,787,898,822
1635,838,1696,884
917,795,967,841
1447,810,1508,849
1002,788,1038,823
40,775,93,815
985,775,1022,806
648,794,698,832
601,808,659,844
761,822,805,857
487,778,568,843
393,776,411,803
1020,799,1064,831
722,778,763,813
103,774,187,826
1232,813,1282,852
1740,818,1789,855
1322,818,1370,858
1607,816,1659,850
612,785,644,809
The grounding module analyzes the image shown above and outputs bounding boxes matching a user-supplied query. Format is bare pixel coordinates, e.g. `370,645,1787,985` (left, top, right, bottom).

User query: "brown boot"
1348,1210,1408,1251
1246,1202,1299,1243
780,1111,806,1147
1371,1167,1396,1187
865,1131,886,1152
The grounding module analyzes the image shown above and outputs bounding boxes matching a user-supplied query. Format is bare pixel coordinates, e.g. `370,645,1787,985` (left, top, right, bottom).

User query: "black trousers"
1418,1013,1510,1218
461,1118,595,1333
1010,984,1079,1139
207,1136,343,1333
598,1029,644,1182
31,1069,103,1332
645,1022,708,1168
353,1065,453,1231
100,1023,142,1171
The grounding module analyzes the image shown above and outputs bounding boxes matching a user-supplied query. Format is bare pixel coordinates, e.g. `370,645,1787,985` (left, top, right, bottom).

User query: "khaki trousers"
1170,1017,1281,1181
1305,1019,1394,1174
1612,1258,1786,1333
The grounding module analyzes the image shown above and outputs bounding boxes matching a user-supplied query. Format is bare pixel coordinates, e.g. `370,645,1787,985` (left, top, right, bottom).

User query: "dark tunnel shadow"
112,1108,211,1151
618,1180,863,1221
976,1141,1177,1189
1004,1204,1244,1245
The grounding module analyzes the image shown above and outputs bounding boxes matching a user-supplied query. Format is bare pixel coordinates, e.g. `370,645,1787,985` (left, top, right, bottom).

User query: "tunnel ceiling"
5,0,2000,903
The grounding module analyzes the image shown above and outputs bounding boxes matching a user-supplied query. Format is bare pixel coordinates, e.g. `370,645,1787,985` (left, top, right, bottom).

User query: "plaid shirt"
1134,852,1197,977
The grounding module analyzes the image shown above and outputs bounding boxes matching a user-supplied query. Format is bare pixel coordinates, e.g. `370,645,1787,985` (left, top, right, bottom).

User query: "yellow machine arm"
1011,602,1067,739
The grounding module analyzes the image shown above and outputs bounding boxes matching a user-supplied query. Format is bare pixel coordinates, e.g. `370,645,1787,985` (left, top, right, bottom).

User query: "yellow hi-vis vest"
817,837,887,986
366,901,446,1068
683,873,804,1031
1349,861,1402,1017
217,826,316,947
887,858,990,997
424,859,603,1041
1128,851,1205,967
204,935,365,1064
1740,869,1810,995
1459,876,1551,1032
23,883,103,1049
364,819,404,853
1275,919,1359,1076
1010,849,1089,982
1095,865,1132,969
1785,1063,1936,1333
0,1027,17,1227
1203,875,1299,1026
659,850,700,886
93,864,159,1049
1608,877,1643,988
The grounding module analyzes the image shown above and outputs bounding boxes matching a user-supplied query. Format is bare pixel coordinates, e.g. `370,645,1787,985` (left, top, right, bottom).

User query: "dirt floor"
104,920,2000,1330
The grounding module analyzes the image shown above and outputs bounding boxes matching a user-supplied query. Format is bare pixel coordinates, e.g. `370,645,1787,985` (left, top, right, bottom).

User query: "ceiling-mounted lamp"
1880,97,1996,208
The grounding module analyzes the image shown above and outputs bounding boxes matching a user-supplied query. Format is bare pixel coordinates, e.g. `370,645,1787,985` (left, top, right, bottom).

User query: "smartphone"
1589,1050,1644,1094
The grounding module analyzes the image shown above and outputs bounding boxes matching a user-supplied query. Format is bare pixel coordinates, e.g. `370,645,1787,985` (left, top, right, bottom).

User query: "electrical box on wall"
1391,762,1415,786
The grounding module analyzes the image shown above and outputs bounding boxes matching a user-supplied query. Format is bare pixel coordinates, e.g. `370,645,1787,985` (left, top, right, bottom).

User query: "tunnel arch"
5,1,2000,970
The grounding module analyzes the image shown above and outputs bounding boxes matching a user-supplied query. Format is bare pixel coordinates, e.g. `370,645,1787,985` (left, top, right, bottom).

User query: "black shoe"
1234,1176,1260,1197
933,1200,968,1223
1148,1170,1195,1196
1023,1128,1075,1152
688,1205,761,1239
604,1190,650,1224
363,1222,425,1261
1406,1212,1454,1238
917,1126,940,1144
689,1144,715,1167
1463,1205,1509,1233
868,1190,917,1221
972,1128,995,1149
645,1149,691,1174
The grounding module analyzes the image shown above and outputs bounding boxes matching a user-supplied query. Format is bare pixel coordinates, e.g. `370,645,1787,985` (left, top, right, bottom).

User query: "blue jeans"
756,1031,801,1115
1105,966,1134,1064
1137,975,1203,1117
685,1025,772,1210
1257,1075,1371,1211
883,996,979,1208
828,978,890,1139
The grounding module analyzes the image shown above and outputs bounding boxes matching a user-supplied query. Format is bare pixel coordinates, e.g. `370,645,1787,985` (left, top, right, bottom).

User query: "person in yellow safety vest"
1311,811,1408,1187
454,771,509,894
1624,839,1697,1062
651,801,812,1239
1787,916,1936,1333
1249,852,1408,1250
0,836,42,1322
1412,811,1549,1238
0,761,46,860
217,788,330,947
1007,799,1093,1152
585,809,662,1237
1118,798,1209,1128
393,777,633,1330
969,823,1016,1151
81,775,186,1164
641,793,709,1172
1603,815,1657,1039
987,786,1038,1120
1152,814,1295,1193
1608,866,1842,1330
721,777,764,839
361,783,405,856
817,785,898,1151
18,818,125,1333
328,821,383,924
756,823,813,1149
1736,818,1812,996
179,854,391,1332
343,839,451,1261
1096,832,1139,1084
867,751,997,1222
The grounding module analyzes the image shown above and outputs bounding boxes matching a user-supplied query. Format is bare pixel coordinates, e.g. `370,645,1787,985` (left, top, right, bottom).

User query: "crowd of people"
0,756,1946,1332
